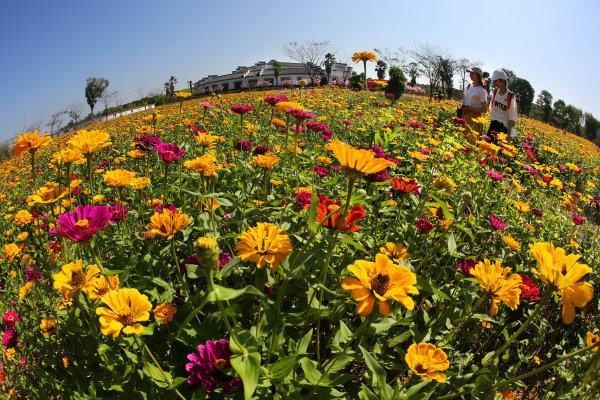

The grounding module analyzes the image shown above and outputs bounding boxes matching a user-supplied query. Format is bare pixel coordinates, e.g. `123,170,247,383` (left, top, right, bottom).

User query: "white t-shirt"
490,90,518,128
463,85,487,107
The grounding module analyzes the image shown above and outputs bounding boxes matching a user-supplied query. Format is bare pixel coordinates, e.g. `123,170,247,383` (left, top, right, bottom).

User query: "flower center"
76,219,90,228
414,362,428,374
370,273,390,296
214,358,227,369
71,270,85,287
119,312,134,326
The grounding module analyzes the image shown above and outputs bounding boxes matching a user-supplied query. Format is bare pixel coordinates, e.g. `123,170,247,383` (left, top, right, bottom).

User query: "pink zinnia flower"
263,94,288,106
485,170,505,181
219,253,232,269
2,329,17,348
314,165,329,177
342,119,352,127
185,339,242,393
50,205,112,242
230,104,253,114
155,143,186,163
287,108,316,121
489,213,507,231
200,101,214,109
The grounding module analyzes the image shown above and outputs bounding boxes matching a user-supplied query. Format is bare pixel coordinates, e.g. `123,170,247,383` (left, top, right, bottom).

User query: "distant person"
482,71,491,95
488,69,517,140
457,67,487,131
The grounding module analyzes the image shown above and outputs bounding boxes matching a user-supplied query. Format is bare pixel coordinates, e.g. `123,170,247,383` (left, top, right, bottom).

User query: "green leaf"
405,380,430,399
230,329,259,354
299,358,322,384
447,233,457,255
388,330,413,347
167,377,187,390
471,372,494,399
323,354,354,374
359,345,393,400
270,354,302,381
307,190,320,233
142,363,171,388
231,352,261,400
333,321,353,349
206,284,264,302
297,329,313,354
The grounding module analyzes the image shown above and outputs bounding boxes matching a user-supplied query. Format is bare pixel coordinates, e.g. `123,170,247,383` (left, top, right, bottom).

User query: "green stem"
162,162,169,204
492,340,600,390
140,338,188,400
482,290,551,368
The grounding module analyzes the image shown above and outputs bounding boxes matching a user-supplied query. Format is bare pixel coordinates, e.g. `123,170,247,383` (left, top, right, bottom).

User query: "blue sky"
1,0,599,141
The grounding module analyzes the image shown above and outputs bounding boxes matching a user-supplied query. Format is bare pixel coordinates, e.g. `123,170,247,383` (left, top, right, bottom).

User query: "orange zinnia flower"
145,208,191,239
328,140,395,177
235,223,292,270
11,130,52,157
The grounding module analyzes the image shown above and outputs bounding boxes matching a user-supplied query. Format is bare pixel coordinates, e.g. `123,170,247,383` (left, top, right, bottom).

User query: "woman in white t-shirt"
458,67,487,131
487,69,518,141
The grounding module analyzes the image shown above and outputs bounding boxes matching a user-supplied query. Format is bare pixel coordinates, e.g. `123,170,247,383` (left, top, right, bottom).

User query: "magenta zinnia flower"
455,259,477,276
571,213,585,225
2,329,17,348
155,142,186,163
231,104,253,114
485,170,505,181
25,267,42,282
185,339,242,394
489,213,507,231
264,94,288,106
50,205,112,242
109,204,129,223
2,310,20,328
135,135,163,151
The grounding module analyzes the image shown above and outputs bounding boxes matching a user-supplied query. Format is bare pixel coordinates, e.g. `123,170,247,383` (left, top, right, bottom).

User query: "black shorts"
487,120,508,136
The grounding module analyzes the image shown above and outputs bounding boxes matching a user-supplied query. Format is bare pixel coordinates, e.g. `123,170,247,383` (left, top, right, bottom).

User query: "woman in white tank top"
459,67,487,131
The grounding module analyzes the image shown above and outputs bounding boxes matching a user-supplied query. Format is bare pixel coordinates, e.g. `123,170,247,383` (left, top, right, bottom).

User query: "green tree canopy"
85,77,109,117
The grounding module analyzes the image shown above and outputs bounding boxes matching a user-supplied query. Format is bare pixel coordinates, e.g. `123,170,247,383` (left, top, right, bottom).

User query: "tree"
283,40,330,82
407,62,419,86
410,43,446,100
551,99,569,129
565,104,583,135
375,60,387,80
456,58,482,91
534,90,553,122
374,47,407,68
385,66,407,104
164,76,177,100
584,113,599,140
136,87,146,100
510,77,535,116
47,111,66,135
437,57,456,99
100,90,119,120
349,72,366,90
67,103,84,126
270,60,282,87
85,77,109,117
323,53,336,85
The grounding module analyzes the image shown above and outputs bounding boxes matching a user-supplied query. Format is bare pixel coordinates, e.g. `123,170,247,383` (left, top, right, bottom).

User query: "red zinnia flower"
391,177,421,195
519,275,541,302
231,104,253,114
571,213,585,225
415,218,435,234
316,197,366,232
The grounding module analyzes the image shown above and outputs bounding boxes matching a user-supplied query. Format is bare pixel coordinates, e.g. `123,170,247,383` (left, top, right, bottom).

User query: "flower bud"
195,237,220,269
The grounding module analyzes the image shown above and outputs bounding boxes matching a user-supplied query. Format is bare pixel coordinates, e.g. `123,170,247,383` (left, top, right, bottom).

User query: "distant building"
193,61,352,94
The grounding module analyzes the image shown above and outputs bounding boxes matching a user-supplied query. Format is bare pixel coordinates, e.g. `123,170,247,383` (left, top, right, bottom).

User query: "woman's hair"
472,73,483,87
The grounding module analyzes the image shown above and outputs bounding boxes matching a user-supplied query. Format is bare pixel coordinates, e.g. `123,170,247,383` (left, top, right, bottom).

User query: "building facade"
193,61,352,94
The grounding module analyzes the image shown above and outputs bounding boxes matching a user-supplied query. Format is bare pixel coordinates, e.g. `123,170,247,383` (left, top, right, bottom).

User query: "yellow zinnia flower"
586,331,599,352
11,130,52,157
328,140,395,177
68,129,111,155
87,275,120,300
52,148,86,165
352,51,377,63
405,343,450,383
52,260,100,300
130,177,151,190
184,154,221,177
250,153,280,170
379,242,409,262
195,133,223,147
96,288,152,337
145,208,191,239
274,101,304,113
341,253,418,316
26,182,69,206
501,235,522,252
4,243,21,262
235,223,292,270
13,210,33,226
40,317,58,335
104,169,136,188
470,259,522,316
530,242,593,324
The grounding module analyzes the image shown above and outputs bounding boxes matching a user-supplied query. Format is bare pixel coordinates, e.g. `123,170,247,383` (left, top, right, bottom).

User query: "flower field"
0,86,599,399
